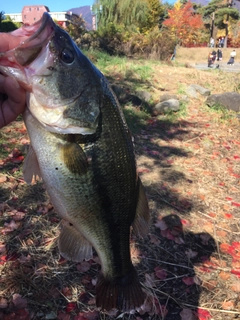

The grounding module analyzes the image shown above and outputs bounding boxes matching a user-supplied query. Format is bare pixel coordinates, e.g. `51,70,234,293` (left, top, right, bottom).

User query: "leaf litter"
0,65,240,319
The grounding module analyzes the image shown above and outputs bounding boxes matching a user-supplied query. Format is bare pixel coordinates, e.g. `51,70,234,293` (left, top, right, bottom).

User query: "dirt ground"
0,62,240,319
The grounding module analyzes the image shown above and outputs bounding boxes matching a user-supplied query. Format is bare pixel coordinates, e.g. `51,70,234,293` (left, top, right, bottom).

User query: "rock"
191,84,211,96
153,99,180,115
136,91,152,102
185,86,198,99
206,92,240,112
160,93,178,102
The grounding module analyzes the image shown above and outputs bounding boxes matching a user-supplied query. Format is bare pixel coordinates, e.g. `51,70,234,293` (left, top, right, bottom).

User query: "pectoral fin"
59,142,88,175
23,144,42,184
58,221,92,262
132,177,150,238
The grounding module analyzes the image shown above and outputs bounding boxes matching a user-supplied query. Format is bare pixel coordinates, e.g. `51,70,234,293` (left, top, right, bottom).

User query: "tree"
65,15,86,39
199,0,240,47
95,0,149,31
163,0,205,46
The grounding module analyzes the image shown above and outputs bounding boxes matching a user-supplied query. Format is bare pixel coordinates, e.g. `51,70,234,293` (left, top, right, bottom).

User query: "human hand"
0,33,26,128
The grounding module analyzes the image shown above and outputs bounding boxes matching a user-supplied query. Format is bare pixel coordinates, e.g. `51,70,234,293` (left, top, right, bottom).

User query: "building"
6,5,77,28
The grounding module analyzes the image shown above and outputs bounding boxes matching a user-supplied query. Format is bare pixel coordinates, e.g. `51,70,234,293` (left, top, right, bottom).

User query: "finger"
0,77,26,128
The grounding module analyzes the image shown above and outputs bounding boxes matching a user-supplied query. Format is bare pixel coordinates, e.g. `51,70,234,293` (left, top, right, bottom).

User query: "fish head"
0,13,102,134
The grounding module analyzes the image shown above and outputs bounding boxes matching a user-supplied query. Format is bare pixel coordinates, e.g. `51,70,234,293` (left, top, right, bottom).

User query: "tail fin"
96,266,144,312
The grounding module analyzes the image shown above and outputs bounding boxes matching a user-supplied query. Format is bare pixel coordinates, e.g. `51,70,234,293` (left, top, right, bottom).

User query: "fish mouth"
14,13,56,67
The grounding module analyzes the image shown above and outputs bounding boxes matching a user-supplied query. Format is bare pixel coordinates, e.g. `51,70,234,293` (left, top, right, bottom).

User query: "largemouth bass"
0,13,149,312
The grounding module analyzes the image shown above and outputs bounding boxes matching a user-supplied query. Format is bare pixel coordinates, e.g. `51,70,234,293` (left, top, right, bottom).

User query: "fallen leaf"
221,300,234,310
219,271,230,280
154,266,168,280
76,261,91,273
12,293,27,309
180,308,196,320
182,277,195,286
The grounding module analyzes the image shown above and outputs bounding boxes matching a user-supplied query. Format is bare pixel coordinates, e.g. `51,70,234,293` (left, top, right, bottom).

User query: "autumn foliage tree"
163,0,206,46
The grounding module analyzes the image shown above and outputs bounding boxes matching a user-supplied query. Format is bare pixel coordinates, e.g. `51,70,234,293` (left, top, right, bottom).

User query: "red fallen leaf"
3,309,30,320
232,242,240,250
62,287,72,297
0,176,7,183
220,243,232,254
219,182,225,186
224,213,233,219
77,311,99,320
10,155,24,164
182,277,195,286
194,308,211,320
57,311,71,320
0,297,8,308
65,302,77,313
137,168,150,173
180,308,195,320
76,261,91,273
231,269,240,278
12,294,27,309
225,197,233,201
154,266,168,280
231,201,240,207
233,155,240,159
0,255,7,265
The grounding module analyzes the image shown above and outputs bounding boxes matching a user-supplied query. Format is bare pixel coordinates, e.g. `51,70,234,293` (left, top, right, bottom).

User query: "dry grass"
176,47,239,64
0,59,240,319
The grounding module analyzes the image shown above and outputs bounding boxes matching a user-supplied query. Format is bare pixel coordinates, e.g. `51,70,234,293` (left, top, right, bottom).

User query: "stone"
185,86,198,99
191,84,211,96
153,99,180,115
160,93,178,102
206,92,240,112
136,91,152,102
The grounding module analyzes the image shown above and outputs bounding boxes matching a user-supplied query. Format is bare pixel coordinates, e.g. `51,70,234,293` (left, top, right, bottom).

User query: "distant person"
217,49,223,61
220,37,225,48
208,52,213,67
211,50,217,63
227,49,236,66
210,37,214,48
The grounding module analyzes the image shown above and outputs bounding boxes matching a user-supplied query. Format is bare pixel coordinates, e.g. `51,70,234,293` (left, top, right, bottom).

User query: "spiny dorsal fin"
58,221,92,262
132,177,150,238
23,144,42,184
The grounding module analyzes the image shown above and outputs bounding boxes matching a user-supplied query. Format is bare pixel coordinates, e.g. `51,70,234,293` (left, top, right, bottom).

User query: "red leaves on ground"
154,266,168,280
220,242,240,261
182,277,195,286
65,302,77,313
193,308,211,320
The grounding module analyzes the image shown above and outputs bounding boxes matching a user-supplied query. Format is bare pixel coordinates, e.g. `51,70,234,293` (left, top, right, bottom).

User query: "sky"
1,1,94,14
2,0,176,14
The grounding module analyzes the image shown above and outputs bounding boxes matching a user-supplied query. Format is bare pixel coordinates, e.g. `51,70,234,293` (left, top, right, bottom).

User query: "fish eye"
60,48,74,64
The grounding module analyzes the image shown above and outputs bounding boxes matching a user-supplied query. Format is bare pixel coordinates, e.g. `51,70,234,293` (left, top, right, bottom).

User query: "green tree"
95,0,149,31
199,0,239,47
0,15,21,32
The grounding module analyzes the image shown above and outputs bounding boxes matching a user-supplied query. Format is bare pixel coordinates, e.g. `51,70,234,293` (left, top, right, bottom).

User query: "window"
34,17,36,20
37,7,39,11
24,15,26,18
29,7,31,11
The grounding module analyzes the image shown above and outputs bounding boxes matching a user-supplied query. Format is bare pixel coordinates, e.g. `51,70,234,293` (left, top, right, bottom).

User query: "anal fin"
132,177,150,238
23,144,42,184
58,221,92,262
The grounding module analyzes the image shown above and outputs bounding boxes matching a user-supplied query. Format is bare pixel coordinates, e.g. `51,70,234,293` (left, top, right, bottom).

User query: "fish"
0,13,150,312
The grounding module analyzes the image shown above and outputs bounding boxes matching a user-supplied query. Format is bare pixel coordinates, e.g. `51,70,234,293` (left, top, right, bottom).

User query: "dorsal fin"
23,144,42,184
58,221,92,262
132,177,150,238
